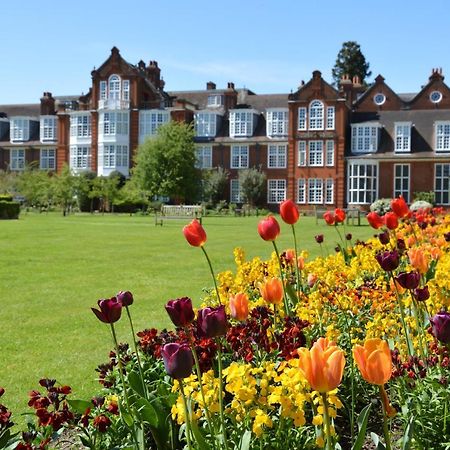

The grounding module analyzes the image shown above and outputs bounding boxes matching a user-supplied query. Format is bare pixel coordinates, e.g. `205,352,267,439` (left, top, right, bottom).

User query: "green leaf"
285,283,299,305
352,404,372,450
127,370,146,398
190,419,212,450
240,430,252,450
370,432,387,450
0,430,11,448
402,416,414,450
67,399,93,414
134,398,159,428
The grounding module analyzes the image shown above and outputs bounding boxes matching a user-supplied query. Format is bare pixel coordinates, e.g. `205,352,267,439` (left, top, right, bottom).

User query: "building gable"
408,68,450,109
289,70,339,103
354,75,404,111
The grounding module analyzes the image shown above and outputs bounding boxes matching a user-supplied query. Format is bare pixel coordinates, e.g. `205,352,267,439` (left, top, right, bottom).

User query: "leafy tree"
89,175,121,213
0,171,19,195
202,167,229,206
238,167,266,207
16,168,53,210
53,165,77,216
132,121,200,203
74,170,97,212
332,41,372,86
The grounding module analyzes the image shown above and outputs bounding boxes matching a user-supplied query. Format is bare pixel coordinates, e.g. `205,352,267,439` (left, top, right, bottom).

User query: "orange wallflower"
407,248,429,274
298,337,345,393
353,339,392,386
258,278,283,305
229,293,249,321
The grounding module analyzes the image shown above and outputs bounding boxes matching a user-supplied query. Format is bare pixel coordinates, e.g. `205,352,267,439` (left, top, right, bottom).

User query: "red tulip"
165,297,195,327
383,212,399,230
391,196,409,219
367,211,384,229
323,211,335,225
258,215,280,241
280,199,299,225
183,219,207,247
334,208,346,223
91,297,122,323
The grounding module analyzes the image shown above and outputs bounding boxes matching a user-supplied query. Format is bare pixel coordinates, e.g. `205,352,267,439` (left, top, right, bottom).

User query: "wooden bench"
155,205,203,226
315,207,363,226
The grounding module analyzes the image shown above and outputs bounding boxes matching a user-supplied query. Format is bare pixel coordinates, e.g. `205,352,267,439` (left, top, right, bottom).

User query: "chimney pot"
206,81,216,90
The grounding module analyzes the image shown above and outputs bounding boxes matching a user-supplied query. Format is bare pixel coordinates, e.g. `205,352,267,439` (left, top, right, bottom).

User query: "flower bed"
2,197,450,449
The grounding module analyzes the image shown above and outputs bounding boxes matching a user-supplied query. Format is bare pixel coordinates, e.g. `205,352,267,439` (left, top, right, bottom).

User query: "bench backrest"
161,205,202,217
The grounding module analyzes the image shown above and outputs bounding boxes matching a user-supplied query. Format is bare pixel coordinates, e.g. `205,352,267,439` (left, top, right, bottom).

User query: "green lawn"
0,211,374,420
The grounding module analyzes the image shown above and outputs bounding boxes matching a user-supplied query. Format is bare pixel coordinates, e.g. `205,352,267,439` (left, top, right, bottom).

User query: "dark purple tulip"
346,233,352,241
444,232,450,242
375,250,400,272
117,291,134,307
161,343,194,379
165,297,195,327
378,231,390,245
397,238,406,252
91,297,122,323
430,311,450,344
315,234,324,244
197,305,228,338
413,286,430,302
396,271,420,290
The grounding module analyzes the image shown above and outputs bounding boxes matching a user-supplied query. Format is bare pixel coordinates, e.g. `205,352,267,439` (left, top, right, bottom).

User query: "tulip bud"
378,231,390,245
383,212,399,230
367,211,384,229
183,219,207,247
323,211,335,225
430,311,450,344
0,387,4,397
165,297,195,327
91,297,122,323
315,234,324,244
375,250,400,272
197,305,228,338
229,293,249,321
444,232,450,242
413,286,430,302
353,338,392,385
396,271,420,290
397,238,406,252
258,278,283,305
346,233,352,241
161,343,194,379
391,196,409,219
257,216,280,241
116,291,133,307
307,273,318,287
334,208,346,223
280,199,299,225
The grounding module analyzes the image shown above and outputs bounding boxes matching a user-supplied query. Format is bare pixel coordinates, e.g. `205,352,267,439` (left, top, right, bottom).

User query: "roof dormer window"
266,109,288,138
207,95,223,107
229,110,257,138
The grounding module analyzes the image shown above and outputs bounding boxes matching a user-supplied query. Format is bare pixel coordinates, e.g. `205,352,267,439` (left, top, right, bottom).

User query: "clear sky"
1,0,449,104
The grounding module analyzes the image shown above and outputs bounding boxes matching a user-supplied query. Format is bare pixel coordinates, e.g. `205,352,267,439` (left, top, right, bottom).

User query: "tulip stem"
272,240,290,316
291,224,302,301
179,379,193,450
216,339,229,450
201,246,221,305
379,386,393,450
321,392,333,450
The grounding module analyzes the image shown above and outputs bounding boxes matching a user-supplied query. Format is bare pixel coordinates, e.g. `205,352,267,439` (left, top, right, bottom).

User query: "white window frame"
108,74,121,100
298,107,307,131
229,110,255,138
196,145,212,169
267,144,287,168
70,145,92,171
99,81,107,100
347,161,378,205
435,163,450,205
266,109,288,138
298,141,306,166
40,116,57,142
267,179,286,204
70,114,91,138
394,164,410,202
10,148,25,170
351,123,380,153
10,117,30,142
325,179,334,204
230,179,241,203
395,122,411,152
139,110,170,142
101,112,129,136
195,112,217,137
102,144,129,169
122,80,130,101
207,95,223,107
308,141,324,166
326,106,335,130
230,145,249,169
309,100,324,130
40,148,56,170
435,121,450,152
326,140,335,166
308,178,323,204
297,178,306,204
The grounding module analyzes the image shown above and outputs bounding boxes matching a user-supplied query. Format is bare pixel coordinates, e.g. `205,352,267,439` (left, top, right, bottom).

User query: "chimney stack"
206,81,216,90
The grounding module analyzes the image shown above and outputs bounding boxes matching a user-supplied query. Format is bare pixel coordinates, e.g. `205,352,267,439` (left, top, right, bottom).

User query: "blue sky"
1,0,449,104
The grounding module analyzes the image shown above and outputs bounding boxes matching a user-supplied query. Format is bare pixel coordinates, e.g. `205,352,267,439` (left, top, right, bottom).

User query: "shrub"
0,200,20,219
0,194,13,202
410,200,433,212
370,198,392,215
413,191,435,205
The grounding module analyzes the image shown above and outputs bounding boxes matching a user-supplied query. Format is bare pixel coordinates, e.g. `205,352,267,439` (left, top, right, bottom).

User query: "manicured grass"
0,211,374,420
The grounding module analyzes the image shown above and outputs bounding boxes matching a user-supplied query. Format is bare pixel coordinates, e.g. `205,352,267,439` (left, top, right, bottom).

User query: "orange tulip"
298,337,345,393
353,339,392,386
229,292,249,321
407,248,429,274
258,278,283,305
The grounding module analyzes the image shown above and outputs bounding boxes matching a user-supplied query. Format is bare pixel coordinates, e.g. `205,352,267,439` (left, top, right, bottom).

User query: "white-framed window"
266,109,288,137
10,118,30,142
435,164,450,205
348,162,378,204
268,144,287,168
394,164,410,202
70,145,91,170
308,178,323,204
267,179,286,204
207,95,223,107
195,112,217,137
229,111,254,138
122,80,130,101
308,141,323,166
326,140,335,166
297,178,306,204
139,110,170,141
325,179,334,204
351,124,380,153
10,149,25,170
395,122,411,152
70,115,91,138
435,121,450,152
298,141,306,166
326,106,335,130
298,107,307,130
309,100,324,130
231,145,249,168
100,81,107,100
40,116,57,142
108,75,121,100
102,144,128,169
196,145,212,169
40,149,56,170
230,179,241,203
102,112,129,135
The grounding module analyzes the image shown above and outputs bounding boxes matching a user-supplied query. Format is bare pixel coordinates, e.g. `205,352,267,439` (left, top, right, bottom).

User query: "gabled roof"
353,74,404,110
288,70,339,102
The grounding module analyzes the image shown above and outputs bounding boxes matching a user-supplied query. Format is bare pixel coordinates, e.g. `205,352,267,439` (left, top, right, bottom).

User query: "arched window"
309,100,324,130
108,75,121,100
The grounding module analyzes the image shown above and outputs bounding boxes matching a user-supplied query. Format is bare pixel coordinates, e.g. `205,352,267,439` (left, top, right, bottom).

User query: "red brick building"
1,48,450,209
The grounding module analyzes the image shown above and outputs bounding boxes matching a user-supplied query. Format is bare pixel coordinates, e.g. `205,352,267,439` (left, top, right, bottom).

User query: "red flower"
367,211,384,229
280,199,299,225
257,216,280,241
383,212,399,230
334,208,346,223
183,219,207,247
91,297,122,324
323,211,335,225
161,343,194,379
391,196,409,218
116,291,133,307
165,297,195,327
93,414,111,433
197,305,228,338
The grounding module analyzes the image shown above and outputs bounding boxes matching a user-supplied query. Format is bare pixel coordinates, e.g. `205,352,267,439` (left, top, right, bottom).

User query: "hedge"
0,201,20,219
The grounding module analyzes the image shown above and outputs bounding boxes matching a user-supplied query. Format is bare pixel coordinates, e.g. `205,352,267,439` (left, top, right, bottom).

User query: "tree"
202,167,229,206
53,165,77,216
332,41,372,87
132,121,200,203
238,167,266,207
16,168,53,210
